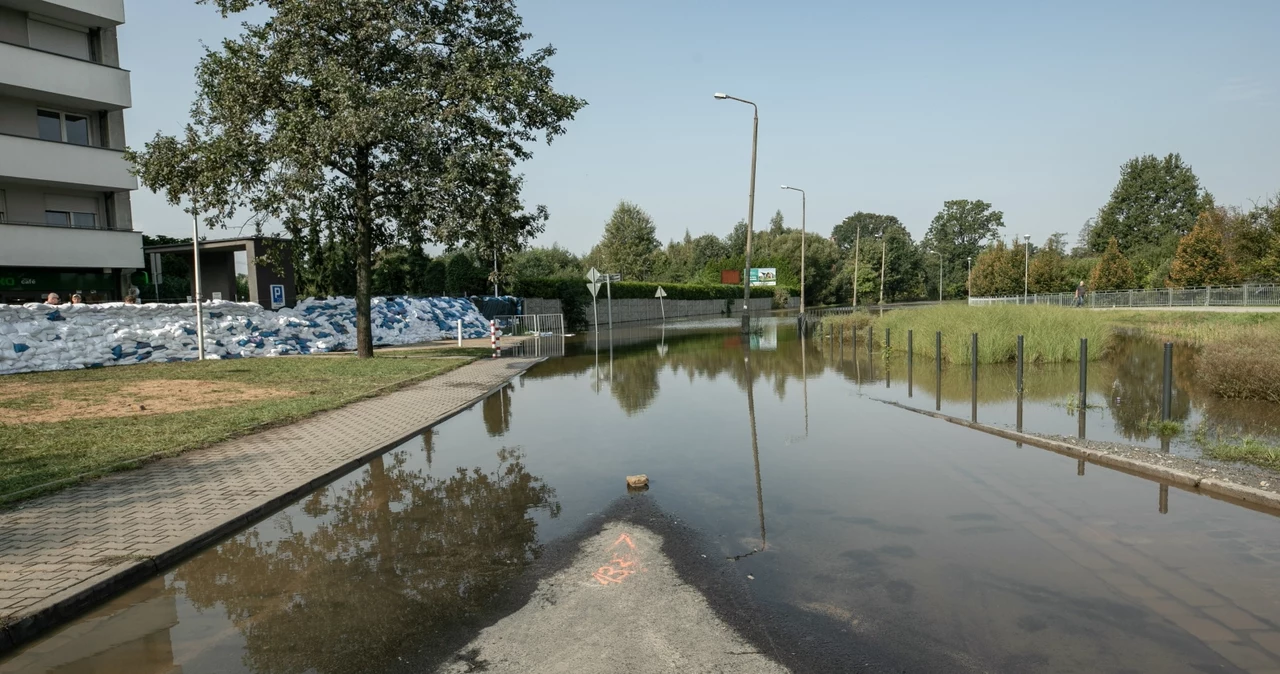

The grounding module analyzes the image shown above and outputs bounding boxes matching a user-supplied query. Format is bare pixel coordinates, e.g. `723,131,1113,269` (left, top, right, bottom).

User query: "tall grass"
820,305,1113,364
1198,329,1280,403
1102,310,1280,346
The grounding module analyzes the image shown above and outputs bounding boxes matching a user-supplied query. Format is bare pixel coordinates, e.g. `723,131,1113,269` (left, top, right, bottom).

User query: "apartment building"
0,0,140,303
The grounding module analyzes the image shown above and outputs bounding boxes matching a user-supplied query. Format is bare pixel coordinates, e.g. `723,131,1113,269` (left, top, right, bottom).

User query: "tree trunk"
354,148,374,358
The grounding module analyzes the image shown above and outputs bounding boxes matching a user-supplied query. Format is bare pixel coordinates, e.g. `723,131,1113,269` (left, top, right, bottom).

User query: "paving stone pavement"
0,357,539,650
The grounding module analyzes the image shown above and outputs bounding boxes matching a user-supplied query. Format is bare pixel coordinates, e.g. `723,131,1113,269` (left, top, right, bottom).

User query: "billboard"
749,268,777,287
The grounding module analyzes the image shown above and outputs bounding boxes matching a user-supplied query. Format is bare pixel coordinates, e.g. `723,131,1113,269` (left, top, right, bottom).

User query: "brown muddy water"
4,317,1280,673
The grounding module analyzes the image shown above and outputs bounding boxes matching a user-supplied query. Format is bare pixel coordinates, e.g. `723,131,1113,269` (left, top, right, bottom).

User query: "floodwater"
5,317,1280,673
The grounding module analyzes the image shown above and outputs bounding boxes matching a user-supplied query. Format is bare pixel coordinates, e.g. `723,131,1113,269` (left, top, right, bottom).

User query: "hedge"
511,278,782,331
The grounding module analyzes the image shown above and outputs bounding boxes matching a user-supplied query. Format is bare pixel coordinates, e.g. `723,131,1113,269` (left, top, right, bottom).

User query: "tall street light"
715,92,758,333
852,222,861,308
878,232,887,311
1023,234,1031,304
930,250,943,303
781,185,806,317
967,256,972,298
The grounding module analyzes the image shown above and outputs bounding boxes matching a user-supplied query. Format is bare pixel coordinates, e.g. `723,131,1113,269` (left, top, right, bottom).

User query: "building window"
0,190,6,223
37,110,91,146
44,211,96,228
27,17,92,61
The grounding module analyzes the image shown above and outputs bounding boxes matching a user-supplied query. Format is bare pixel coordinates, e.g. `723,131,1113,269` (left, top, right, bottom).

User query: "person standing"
1074,281,1086,308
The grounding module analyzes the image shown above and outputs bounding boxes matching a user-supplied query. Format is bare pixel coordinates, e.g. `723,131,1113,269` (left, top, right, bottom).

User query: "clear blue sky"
121,0,1280,253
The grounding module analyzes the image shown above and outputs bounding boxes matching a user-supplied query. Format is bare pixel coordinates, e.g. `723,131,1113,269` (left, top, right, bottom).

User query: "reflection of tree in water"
524,330,822,416
174,448,559,674
1104,336,1193,440
482,383,514,436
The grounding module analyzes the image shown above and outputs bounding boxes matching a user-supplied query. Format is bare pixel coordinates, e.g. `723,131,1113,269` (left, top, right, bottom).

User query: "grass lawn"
0,354,473,502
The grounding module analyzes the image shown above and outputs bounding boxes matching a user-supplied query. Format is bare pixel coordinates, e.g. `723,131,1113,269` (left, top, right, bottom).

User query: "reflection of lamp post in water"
802,329,809,438
744,349,766,551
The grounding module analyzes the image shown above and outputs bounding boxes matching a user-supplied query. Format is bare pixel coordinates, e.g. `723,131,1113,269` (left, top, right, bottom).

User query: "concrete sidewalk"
0,357,540,652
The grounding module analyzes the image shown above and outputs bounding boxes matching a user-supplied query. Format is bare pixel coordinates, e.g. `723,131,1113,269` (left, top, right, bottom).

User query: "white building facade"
0,0,140,303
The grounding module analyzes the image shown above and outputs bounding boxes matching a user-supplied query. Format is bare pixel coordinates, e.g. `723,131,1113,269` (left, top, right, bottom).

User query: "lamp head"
713,93,728,100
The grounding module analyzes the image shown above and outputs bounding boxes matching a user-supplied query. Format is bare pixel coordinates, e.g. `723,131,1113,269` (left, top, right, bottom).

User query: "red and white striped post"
490,320,499,358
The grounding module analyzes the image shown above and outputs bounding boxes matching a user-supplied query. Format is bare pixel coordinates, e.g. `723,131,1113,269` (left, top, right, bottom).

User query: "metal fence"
500,334,566,359
969,284,1280,309
493,314,566,336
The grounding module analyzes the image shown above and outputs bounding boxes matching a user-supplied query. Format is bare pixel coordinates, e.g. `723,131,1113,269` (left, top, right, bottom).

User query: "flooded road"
5,317,1280,672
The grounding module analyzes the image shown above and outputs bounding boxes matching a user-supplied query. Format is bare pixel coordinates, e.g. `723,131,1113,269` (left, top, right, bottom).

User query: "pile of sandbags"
0,296,491,375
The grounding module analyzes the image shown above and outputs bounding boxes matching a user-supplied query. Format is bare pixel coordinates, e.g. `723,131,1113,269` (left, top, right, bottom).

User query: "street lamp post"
715,92,758,333
967,256,972,298
930,250,943,303
852,223,861,308
1023,234,1031,304
781,185,806,316
878,234,887,310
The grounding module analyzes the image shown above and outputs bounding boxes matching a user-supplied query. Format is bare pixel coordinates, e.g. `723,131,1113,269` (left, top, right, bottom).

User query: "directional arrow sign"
655,286,667,298
586,267,601,283
587,282,602,298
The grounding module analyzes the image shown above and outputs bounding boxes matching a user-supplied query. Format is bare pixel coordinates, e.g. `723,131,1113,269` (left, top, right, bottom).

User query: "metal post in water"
970,332,978,422
1079,338,1088,406
907,330,913,398
885,327,890,353
1159,484,1168,514
935,331,942,412
1016,334,1024,394
1162,343,1173,422
867,324,873,355
1077,459,1085,476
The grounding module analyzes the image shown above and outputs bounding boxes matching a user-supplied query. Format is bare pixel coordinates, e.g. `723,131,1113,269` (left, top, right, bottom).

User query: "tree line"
514,152,1279,304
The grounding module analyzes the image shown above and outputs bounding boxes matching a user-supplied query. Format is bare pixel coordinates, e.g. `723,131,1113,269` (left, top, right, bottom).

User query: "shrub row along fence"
969,283,1280,308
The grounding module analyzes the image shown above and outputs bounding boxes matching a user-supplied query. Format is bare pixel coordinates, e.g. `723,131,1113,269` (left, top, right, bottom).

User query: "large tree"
1168,212,1241,287
127,0,585,357
923,199,1005,298
597,201,660,281
844,218,923,303
1028,233,1071,293
969,240,1023,297
832,212,902,253
1090,153,1212,256
1090,237,1137,291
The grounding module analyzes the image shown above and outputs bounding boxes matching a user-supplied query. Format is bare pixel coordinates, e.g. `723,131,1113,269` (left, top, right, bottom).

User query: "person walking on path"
1074,281,1087,307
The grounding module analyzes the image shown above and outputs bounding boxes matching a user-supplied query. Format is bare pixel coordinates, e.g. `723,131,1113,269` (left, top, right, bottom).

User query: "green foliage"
125,0,585,356
840,219,923,303
422,259,447,295
924,200,1005,299
444,254,481,296
725,219,748,256
1199,329,1280,403
832,212,902,253
970,239,1025,297
1168,212,1241,287
769,209,785,235
1195,425,1280,470
658,232,731,283
508,245,582,280
1089,237,1137,291
1028,234,1071,293
1091,153,1212,255
1063,256,1098,288
597,201,660,281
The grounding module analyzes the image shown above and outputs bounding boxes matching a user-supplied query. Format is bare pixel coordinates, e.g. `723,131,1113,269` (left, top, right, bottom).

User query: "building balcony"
0,220,142,269
3,0,126,27
0,41,131,110
0,132,137,192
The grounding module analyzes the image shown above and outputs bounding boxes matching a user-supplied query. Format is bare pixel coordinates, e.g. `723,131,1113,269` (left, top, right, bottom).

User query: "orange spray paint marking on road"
592,532,642,585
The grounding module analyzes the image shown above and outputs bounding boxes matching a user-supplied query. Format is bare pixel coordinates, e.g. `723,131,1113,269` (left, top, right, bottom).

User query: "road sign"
587,282,601,298
654,287,667,298
586,267,601,283
270,284,286,309
605,273,621,282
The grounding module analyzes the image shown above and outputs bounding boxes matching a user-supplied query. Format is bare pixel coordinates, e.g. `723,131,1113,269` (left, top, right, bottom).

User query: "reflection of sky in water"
6,321,1280,674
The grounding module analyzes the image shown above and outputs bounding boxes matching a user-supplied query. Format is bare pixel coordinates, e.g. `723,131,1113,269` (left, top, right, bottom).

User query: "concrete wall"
0,7,27,45
523,298,562,316
582,297,775,327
